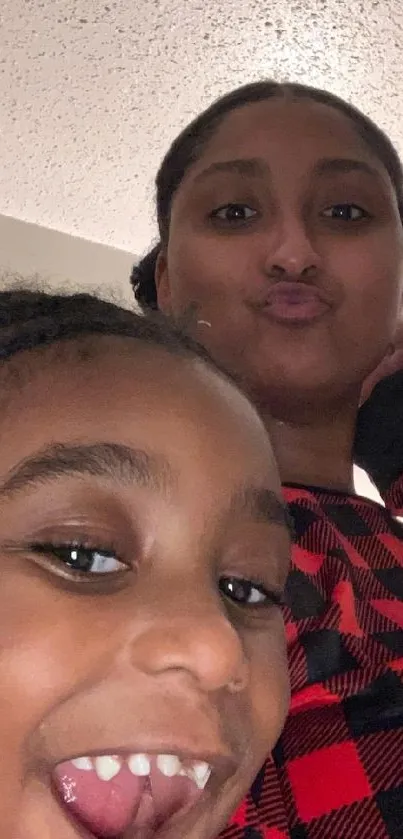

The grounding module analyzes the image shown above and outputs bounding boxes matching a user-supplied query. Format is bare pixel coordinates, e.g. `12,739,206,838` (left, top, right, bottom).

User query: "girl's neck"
261,398,359,493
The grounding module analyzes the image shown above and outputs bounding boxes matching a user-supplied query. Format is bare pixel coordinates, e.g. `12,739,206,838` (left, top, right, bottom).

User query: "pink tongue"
53,759,200,838
54,762,147,837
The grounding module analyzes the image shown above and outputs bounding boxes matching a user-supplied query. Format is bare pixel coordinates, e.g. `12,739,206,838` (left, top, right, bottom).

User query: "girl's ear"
155,250,172,314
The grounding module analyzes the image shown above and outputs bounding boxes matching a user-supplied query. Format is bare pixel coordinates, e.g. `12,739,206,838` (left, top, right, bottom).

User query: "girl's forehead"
190,98,386,178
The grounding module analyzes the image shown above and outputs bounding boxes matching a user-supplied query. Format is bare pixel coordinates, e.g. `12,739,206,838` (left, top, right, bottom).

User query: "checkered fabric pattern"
219,474,403,839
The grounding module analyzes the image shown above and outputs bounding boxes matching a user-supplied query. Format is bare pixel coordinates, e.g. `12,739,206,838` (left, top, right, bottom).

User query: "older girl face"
0,338,290,839
157,99,403,406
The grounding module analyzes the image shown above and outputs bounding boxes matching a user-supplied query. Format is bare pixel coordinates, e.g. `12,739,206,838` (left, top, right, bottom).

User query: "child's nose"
126,599,249,695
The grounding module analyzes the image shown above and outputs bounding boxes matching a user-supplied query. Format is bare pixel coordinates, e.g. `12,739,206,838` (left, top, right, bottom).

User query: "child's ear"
155,249,172,314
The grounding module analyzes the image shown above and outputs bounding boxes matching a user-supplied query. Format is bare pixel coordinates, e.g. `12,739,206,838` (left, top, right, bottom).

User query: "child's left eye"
30,543,127,575
219,575,282,608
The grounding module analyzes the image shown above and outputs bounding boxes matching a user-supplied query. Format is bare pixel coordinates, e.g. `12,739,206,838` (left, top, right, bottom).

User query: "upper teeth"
157,754,182,777
94,755,121,782
72,757,93,771
127,753,151,776
71,753,211,790
191,761,212,789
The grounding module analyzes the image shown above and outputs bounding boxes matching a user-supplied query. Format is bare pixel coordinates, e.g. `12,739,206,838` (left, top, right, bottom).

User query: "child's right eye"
29,542,128,578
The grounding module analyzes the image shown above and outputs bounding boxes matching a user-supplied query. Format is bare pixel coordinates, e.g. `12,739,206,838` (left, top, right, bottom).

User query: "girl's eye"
322,203,369,221
211,204,257,224
30,543,128,576
219,575,282,608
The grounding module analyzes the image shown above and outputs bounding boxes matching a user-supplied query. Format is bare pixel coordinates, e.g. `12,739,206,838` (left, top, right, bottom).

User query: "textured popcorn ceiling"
1,0,403,256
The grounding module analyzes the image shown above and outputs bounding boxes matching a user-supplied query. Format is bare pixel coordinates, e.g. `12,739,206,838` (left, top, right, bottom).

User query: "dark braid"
131,79,403,311
0,288,219,370
130,245,159,311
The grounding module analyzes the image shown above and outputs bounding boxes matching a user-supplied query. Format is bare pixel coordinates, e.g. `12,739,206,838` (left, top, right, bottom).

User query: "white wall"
0,214,136,307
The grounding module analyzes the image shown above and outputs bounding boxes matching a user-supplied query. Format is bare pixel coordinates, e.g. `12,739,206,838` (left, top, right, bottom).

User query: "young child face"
0,337,290,839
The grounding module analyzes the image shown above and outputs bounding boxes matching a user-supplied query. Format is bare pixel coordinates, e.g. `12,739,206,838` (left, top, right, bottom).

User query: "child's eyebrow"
229,486,294,538
0,444,294,537
0,442,176,498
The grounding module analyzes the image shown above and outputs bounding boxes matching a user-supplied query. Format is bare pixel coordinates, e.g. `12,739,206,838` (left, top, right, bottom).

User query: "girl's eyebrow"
0,442,177,498
193,158,268,184
193,156,384,190
312,156,385,183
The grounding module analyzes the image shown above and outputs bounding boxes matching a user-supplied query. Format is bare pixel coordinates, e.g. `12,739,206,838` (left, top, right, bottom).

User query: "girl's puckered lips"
259,281,331,325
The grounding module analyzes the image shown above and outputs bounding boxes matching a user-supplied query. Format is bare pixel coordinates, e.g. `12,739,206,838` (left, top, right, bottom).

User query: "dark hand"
360,321,403,405
355,350,403,495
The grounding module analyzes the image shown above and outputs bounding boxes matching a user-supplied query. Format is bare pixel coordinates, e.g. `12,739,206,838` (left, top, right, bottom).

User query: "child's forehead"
0,336,273,479
0,333,190,406
13,335,239,416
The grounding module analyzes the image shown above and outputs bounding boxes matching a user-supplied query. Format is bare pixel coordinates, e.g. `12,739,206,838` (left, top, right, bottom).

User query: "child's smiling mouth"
52,748,231,839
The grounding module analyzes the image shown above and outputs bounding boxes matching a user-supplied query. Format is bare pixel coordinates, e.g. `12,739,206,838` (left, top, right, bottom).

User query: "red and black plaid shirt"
219,372,403,839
